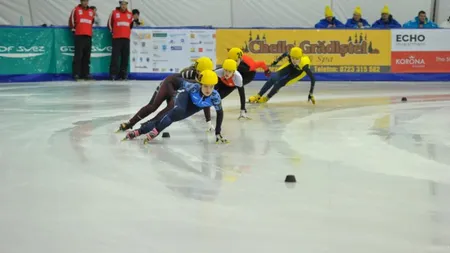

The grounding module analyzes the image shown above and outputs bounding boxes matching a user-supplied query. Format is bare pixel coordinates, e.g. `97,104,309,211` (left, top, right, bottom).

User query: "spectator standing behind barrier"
403,11,438,28
345,7,370,28
132,9,144,27
440,16,450,28
372,5,401,28
108,0,134,81
69,0,95,81
90,6,101,26
315,6,344,29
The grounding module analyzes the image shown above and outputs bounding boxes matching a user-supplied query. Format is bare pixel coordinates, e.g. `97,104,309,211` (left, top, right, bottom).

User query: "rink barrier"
1,26,450,83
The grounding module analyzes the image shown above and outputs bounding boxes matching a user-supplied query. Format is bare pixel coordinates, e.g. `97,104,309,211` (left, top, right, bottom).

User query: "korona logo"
396,55,425,65
0,46,45,58
232,31,380,57
396,34,425,43
60,46,112,58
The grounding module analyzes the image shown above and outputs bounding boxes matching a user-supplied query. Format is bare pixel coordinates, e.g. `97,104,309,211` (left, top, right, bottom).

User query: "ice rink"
1,80,450,253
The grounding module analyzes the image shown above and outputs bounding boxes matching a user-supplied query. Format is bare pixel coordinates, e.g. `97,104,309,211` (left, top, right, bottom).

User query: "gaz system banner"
130,29,216,73
216,29,391,73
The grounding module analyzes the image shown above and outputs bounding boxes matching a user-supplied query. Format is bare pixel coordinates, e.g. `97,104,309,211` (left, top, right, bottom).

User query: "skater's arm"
242,55,268,71
69,8,76,28
211,92,224,135
270,52,289,67
237,86,246,111
234,71,246,111
303,65,316,94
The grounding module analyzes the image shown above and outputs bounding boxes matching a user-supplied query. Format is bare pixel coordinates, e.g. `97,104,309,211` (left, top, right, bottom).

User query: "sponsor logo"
395,34,426,46
203,41,214,45
170,68,173,72
171,46,182,51
135,65,148,69
206,48,214,52
395,55,425,67
181,38,185,43
169,33,186,38
153,53,161,58
153,68,159,71
152,32,168,38
146,57,150,62
59,45,112,58
137,33,151,39
132,57,135,62
190,48,195,52
132,49,137,54
162,45,167,51
175,68,180,72
232,31,380,57
0,46,46,58
198,48,203,52
161,68,167,71
141,42,146,47
153,45,158,50
169,39,175,44
190,34,196,39
139,51,149,55
191,41,202,45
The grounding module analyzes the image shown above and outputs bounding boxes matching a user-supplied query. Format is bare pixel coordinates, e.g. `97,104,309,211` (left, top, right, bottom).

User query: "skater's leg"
267,78,289,99
128,82,172,127
148,97,175,122
258,74,279,96
152,91,194,133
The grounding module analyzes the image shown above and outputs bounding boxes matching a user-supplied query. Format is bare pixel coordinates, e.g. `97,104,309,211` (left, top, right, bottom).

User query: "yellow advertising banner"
216,29,391,73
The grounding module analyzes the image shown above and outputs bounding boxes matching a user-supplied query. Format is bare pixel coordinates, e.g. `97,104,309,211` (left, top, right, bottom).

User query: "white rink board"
391,29,450,52
130,29,216,73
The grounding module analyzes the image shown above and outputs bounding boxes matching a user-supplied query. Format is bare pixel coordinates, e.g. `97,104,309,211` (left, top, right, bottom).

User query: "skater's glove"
206,121,215,132
216,134,229,144
71,28,75,34
238,109,251,120
308,93,316,105
264,70,271,77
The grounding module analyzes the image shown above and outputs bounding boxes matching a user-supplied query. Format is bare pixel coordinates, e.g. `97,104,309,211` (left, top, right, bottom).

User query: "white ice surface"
1,81,450,253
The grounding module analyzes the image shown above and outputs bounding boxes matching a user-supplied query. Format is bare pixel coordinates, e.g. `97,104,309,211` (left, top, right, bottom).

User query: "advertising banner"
0,28,54,75
54,28,112,74
216,29,391,73
391,29,450,73
130,29,216,73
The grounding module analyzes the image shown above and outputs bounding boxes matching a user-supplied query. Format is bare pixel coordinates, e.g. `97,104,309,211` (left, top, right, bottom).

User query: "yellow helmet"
227,47,243,61
289,47,303,59
195,57,214,73
222,59,237,72
198,70,218,86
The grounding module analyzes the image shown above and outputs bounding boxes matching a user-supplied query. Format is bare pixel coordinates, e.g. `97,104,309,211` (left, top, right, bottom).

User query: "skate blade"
121,137,128,142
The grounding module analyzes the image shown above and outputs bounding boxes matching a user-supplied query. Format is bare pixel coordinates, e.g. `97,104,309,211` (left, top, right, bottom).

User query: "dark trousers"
72,35,92,78
128,81,174,127
109,38,130,79
139,91,201,135
258,65,301,98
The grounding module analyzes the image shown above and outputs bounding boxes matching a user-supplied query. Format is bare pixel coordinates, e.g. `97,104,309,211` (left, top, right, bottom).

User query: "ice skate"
122,130,140,141
257,96,269,103
248,94,260,103
143,128,159,144
116,122,132,132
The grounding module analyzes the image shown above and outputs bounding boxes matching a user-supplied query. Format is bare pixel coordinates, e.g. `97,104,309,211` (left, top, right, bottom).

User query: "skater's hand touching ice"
206,121,215,132
216,134,229,144
238,110,251,120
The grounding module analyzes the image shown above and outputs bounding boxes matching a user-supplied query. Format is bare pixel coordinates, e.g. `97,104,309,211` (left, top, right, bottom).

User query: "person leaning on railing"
403,10,439,28
371,5,401,28
315,6,345,29
345,6,370,28
68,0,95,81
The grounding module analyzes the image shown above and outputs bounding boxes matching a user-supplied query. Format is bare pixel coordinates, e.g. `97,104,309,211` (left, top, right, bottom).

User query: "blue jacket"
403,17,438,28
315,17,345,28
345,18,370,28
372,15,401,28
